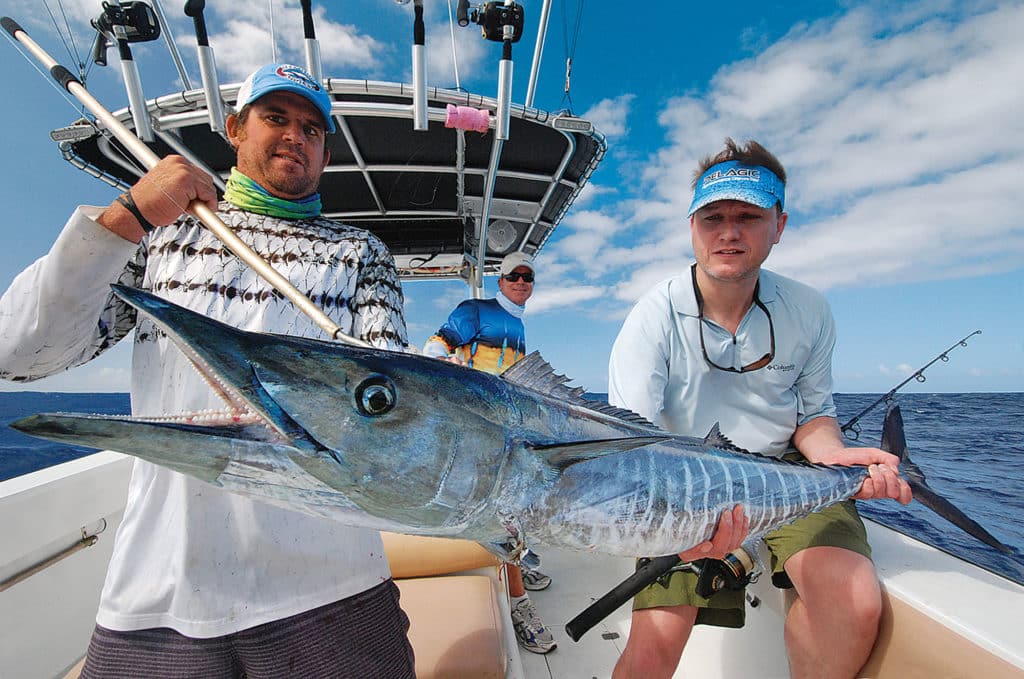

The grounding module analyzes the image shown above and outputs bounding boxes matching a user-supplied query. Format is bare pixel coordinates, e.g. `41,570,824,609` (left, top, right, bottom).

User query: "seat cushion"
397,575,507,679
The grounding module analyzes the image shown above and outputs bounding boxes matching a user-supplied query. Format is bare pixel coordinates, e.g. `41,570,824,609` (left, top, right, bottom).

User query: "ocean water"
0,392,130,480
1,391,1022,585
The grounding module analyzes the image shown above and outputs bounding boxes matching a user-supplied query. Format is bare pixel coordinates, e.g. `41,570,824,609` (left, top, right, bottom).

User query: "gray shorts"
80,579,415,678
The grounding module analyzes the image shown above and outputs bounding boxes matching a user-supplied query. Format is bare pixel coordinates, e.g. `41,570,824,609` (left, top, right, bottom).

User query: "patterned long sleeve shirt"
0,203,408,637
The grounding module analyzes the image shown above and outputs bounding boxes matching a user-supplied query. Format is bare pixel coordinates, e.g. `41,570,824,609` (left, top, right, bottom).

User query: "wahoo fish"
10,285,1011,559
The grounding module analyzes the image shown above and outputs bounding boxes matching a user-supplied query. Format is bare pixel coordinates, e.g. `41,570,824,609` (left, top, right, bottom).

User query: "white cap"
500,252,535,276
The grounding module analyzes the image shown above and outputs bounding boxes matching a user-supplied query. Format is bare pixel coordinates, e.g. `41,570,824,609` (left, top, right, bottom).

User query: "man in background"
424,252,557,654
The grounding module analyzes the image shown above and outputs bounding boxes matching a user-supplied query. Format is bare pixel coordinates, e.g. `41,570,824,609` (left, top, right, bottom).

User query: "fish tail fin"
881,405,1012,554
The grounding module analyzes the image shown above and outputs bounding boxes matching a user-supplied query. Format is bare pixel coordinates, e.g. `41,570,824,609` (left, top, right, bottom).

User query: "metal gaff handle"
1,16,370,348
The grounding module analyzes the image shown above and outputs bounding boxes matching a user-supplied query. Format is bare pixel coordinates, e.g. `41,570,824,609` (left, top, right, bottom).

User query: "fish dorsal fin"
703,422,752,454
528,435,671,470
500,352,661,429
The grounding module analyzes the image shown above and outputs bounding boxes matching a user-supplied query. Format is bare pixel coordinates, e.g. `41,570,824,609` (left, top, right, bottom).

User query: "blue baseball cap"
687,160,785,216
235,63,336,133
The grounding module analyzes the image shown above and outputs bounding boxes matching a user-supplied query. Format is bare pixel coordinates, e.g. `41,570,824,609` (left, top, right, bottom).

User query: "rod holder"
412,1,427,131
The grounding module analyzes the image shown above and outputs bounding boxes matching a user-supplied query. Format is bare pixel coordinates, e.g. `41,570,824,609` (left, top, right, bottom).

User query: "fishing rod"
565,554,679,641
1,16,370,348
565,543,762,641
840,329,981,440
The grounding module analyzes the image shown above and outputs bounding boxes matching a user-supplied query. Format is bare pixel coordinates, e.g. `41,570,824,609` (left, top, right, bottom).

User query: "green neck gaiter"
223,167,322,219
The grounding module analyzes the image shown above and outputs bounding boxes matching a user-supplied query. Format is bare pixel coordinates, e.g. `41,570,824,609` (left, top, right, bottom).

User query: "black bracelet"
115,190,156,234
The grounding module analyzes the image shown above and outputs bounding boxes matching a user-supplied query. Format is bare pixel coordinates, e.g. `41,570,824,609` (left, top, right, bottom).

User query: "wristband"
116,190,156,233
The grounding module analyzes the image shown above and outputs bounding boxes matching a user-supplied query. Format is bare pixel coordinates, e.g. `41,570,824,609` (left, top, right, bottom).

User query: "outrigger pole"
1,16,371,348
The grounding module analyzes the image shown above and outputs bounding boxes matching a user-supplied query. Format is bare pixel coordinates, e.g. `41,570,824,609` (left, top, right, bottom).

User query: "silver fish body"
12,286,1008,559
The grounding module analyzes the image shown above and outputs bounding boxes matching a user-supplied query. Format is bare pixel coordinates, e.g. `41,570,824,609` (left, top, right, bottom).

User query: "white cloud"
528,284,604,314
878,363,916,378
422,19,489,87
582,94,635,139
571,181,617,208
610,2,1024,296
207,3,385,79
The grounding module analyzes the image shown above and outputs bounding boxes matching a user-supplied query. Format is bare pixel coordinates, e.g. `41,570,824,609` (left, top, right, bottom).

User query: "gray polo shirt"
608,267,837,457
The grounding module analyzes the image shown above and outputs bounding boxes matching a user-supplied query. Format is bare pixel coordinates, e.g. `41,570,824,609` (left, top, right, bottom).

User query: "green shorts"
631,499,871,628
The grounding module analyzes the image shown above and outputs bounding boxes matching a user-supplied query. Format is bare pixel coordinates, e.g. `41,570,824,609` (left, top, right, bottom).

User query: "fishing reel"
90,1,161,67
695,546,759,597
653,544,760,598
456,1,525,43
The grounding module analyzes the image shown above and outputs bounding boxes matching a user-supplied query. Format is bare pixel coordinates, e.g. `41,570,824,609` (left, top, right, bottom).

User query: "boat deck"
518,548,634,678
518,546,792,679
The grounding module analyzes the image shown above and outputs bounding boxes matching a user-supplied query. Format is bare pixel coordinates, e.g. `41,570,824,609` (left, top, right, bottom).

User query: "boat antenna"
268,0,278,63
524,0,552,108
1,16,371,348
412,0,428,131
183,1,227,135
150,0,192,89
446,0,463,90
840,330,982,440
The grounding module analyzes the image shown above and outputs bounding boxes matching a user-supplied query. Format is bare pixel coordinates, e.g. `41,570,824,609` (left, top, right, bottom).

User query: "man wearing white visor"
608,139,912,679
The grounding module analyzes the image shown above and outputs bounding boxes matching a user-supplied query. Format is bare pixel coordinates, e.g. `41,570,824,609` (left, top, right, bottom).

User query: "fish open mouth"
142,321,287,441
30,285,317,448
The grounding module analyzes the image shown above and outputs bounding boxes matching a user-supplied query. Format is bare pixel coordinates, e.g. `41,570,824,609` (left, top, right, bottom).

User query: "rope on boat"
559,0,585,113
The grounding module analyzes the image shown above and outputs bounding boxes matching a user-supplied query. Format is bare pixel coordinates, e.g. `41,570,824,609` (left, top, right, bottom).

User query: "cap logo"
275,64,321,93
687,159,785,216
701,166,760,187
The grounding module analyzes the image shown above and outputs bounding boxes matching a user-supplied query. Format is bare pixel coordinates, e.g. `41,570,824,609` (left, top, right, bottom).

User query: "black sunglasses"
503,272,534,283
691,264,775,373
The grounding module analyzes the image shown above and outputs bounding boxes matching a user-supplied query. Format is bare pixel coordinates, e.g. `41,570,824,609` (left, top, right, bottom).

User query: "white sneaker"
511,596,557,654
522,568,552,591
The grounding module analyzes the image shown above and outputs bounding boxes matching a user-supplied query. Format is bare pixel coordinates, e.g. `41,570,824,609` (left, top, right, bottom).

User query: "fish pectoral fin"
528,435,671,470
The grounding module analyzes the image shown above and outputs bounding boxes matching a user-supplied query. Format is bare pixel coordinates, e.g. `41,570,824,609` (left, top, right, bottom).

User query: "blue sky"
0,0,1021,394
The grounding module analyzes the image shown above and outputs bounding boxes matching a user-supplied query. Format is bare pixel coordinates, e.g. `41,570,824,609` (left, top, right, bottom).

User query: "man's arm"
97,155,218,243
0,155,218,382
423,301,480,358
793,416,912,504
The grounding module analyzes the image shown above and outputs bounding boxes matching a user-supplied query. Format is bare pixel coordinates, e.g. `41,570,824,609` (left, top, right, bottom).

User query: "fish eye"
355,376,396,417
